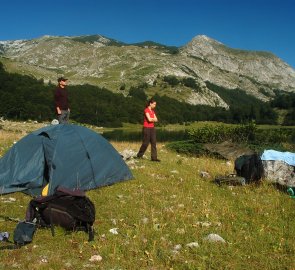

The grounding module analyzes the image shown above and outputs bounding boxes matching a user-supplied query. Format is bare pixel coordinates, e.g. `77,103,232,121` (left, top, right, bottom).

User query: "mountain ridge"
1,34,295,108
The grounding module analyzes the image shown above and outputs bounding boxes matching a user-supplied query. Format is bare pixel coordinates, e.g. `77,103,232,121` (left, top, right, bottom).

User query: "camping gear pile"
214,148,295,193
214,152,264,186
0,124,133,246
2,186,96,248
22,186,95,244
261,149,295,187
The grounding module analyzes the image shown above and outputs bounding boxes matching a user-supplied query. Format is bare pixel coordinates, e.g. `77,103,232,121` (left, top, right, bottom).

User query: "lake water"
101,128,190,142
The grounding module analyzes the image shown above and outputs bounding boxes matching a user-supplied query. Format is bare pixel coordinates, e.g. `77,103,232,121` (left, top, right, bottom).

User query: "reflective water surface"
101,128,190,142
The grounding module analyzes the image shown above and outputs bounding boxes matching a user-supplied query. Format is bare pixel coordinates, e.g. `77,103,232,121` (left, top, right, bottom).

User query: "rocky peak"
182,35,223,57
181,35,295,92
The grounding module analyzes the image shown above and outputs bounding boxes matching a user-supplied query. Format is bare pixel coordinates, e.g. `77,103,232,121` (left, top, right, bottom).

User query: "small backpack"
234,153,264,184
26,186,95,241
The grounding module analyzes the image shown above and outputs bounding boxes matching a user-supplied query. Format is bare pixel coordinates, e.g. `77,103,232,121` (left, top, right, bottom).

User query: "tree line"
0,62,293,127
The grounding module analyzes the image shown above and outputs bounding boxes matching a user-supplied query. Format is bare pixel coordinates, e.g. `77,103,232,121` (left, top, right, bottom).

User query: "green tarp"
0,124,133,195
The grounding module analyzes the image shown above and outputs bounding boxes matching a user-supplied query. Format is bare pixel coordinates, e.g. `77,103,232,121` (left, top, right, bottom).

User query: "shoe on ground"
151,159,161,162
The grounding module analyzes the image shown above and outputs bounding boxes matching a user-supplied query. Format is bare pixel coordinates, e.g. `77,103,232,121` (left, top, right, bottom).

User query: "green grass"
0,124,294,269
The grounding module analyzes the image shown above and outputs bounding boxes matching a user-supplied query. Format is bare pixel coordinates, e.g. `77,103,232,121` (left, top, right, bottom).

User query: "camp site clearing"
0,120,294,270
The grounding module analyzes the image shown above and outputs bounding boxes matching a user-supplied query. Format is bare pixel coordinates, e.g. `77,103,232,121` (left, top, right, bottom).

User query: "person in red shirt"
136,99,160,162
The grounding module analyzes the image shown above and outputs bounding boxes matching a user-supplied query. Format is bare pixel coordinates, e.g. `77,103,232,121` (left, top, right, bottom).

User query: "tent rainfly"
0,124,133,196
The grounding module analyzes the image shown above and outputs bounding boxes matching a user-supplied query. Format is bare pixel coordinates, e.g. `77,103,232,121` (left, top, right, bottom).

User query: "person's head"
147,98,157,109
57,77,68,88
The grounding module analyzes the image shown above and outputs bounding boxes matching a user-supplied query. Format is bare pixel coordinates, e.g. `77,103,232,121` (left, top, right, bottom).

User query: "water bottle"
287,187,295,198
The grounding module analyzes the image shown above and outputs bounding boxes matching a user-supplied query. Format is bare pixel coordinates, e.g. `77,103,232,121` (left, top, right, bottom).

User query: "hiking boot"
151,158,161,162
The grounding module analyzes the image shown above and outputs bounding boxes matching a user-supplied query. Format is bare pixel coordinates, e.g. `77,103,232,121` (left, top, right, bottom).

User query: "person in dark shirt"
54,77,70,124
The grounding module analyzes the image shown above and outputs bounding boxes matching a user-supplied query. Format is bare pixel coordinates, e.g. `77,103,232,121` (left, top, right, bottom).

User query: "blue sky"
1,0,295,68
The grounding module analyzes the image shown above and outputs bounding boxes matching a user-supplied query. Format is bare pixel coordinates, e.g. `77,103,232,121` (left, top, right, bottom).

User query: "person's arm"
55,89,61,114
145,111,158,122
56,107,61,114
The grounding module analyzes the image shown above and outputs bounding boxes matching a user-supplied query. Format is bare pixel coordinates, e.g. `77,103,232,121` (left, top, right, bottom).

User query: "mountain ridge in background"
1,34,295,108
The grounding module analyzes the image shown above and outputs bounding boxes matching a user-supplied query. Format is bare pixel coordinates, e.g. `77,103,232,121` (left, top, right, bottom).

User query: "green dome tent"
0,124,133,196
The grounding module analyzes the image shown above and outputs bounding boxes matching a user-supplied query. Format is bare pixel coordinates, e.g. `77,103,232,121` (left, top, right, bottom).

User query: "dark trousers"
58,110,70,124
137,127,157,160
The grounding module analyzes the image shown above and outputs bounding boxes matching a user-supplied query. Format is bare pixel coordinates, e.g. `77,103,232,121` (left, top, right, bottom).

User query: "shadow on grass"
0,243,20,250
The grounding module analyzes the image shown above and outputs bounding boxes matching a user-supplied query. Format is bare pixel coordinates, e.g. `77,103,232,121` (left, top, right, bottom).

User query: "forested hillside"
0,62,294,127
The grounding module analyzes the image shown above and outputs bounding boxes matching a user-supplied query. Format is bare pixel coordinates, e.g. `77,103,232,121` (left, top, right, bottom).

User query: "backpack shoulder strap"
55,186,85,197
48,205,55,237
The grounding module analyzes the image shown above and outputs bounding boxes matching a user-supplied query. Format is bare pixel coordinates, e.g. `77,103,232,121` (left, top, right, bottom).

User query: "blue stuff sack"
13,221,36,246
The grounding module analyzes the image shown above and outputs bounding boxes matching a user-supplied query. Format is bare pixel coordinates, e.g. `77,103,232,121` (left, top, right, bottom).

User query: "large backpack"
26,186,95,241
234,153,264,184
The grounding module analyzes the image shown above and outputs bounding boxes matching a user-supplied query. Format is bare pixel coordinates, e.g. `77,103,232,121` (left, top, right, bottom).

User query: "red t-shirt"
143,107,155,128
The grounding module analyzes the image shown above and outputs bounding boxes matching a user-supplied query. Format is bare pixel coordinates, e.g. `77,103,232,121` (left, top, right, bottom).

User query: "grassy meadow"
0,121,294,270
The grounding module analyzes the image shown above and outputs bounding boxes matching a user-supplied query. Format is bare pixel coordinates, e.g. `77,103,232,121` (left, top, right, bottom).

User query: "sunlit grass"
0,121,294,269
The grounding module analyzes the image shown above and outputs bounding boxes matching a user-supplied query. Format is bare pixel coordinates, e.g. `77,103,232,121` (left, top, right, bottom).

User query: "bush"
187,122,257,144
166,141,207,156
170,123,294,156
254,128,294,144
163,75,179,87
182,77,198,89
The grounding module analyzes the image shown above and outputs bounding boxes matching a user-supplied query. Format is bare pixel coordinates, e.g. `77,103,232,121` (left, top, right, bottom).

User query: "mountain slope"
1,34,295,108
181,35,295,100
